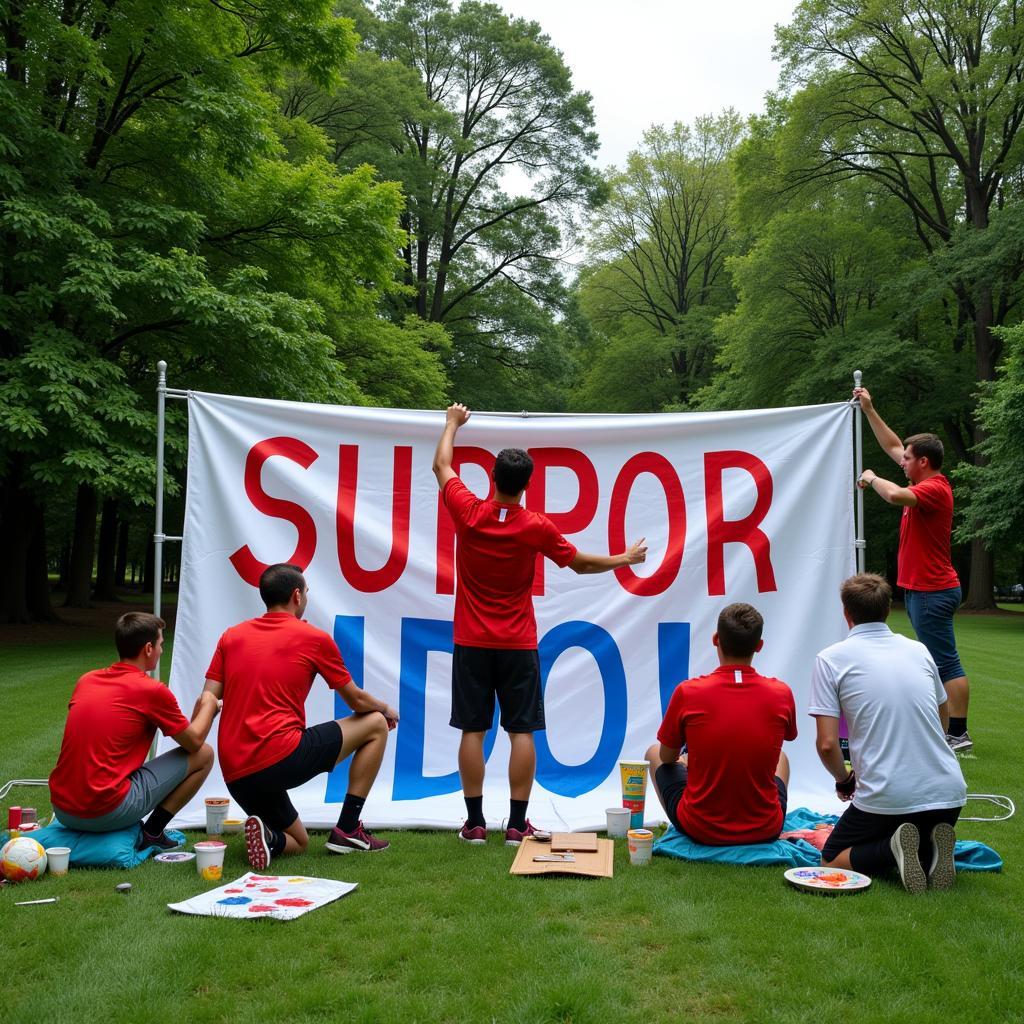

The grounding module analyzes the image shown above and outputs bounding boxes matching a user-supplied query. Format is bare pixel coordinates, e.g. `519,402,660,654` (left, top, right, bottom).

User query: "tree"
575,114,742,410
314,0,603,405
775,0,1024,607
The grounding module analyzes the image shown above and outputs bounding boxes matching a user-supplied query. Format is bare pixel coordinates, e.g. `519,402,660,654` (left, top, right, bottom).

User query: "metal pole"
853,369,866,572
153,360,167,679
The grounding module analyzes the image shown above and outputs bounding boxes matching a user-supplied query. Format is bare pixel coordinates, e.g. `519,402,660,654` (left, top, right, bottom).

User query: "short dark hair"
716,603,763,658
840,573,892,624
259,563,306,608
493,448,534,495
115,612,165,659
904,432,944,469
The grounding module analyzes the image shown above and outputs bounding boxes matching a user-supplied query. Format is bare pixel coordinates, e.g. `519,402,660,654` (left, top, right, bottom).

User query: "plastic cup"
45,847,71,876
619,759,649,828
627,828,654,866
606,807,631,838
204,797,230,835
194,840,226,882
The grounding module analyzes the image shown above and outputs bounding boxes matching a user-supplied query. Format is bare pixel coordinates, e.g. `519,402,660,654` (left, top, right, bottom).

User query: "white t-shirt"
809,622,966,814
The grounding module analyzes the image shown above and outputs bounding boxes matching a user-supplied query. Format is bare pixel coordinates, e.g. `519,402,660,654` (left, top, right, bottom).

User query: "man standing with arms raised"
854,386,972,752
434,403,647,844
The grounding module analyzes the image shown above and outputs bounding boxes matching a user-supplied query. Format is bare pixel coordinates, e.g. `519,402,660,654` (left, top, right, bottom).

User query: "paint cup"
45,847,71,876
606,807,630,838
194,840,226,882
619,760,649,828
204,797,230,835
627,828,654,866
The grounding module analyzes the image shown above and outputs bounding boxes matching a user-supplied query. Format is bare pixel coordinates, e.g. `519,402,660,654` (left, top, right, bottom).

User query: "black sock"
948,717,967,736
464,795,485,828
508,799,529,832
338,793,366,833
266,825,286,858
143,806,172,838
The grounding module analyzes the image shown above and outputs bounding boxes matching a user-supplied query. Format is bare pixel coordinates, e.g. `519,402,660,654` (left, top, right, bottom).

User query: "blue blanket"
653,807,1003,871
3,823,188,869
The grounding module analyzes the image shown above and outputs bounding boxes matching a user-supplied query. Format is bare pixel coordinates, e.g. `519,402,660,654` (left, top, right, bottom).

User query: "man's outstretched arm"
570,538,647,574
853,386,904,464
433,403,470,488
857,469,918,507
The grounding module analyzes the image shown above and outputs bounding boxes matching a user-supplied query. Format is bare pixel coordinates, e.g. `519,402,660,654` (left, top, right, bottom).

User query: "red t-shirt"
442,476,578,648
657,665,797,845
898,473,960,591
206,612,352,782
49,663,190,818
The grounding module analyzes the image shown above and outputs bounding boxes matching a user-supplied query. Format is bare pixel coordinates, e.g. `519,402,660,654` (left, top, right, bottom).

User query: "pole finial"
853,369,862,387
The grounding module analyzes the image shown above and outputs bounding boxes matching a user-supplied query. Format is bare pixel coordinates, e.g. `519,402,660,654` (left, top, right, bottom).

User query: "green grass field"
1,610,1021,1023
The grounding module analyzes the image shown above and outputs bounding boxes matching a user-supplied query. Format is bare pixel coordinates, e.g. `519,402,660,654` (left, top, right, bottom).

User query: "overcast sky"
497,0,800,168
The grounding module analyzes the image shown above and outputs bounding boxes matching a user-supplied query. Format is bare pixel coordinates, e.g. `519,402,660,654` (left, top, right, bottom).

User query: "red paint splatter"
259,887,279,893
247,904,276,913
249,875,279,881
273,897,314,907
224,888,244,893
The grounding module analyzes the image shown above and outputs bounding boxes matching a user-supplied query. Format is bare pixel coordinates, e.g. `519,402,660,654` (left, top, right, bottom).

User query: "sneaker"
458,822,487,844
138,829,182,852
927,822,957,891
889,822,927,894
504,819,539,846
946,731,973,753
245,815,271,871
325,822,390,854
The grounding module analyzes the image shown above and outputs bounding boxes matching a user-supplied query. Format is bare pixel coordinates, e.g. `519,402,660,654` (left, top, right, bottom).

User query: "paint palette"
154,851,196,863
784,866,871,894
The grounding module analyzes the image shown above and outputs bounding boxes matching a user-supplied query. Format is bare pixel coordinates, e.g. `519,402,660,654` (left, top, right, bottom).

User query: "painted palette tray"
154,851,195,863
784,866,871,895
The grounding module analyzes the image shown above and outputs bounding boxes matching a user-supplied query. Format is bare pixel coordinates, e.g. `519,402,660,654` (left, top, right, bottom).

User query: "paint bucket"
205,797,230,835
619,760,649,828
627,828,654,866
194,841,226,882
45,847,71,876
605,807,630,838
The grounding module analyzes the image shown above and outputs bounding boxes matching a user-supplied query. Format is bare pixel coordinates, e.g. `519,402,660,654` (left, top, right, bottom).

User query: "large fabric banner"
164,393,855,829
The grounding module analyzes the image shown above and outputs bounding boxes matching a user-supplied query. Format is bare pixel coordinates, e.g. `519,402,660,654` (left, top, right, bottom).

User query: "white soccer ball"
1,837,48,882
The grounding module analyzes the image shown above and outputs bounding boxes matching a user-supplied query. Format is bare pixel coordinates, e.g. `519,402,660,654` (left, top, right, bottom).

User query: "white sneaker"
890,822,927,894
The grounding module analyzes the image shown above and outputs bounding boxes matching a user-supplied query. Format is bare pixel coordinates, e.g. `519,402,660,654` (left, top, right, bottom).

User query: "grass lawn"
1,608,1021,1023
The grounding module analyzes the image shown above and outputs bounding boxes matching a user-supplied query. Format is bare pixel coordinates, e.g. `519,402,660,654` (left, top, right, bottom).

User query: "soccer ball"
1,837,48,882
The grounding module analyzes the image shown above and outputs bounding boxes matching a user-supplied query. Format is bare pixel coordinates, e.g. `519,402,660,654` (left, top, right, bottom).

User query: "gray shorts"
53,748,190,832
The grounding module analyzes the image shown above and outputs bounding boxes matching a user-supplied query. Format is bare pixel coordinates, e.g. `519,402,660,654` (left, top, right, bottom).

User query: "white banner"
164,394,854,830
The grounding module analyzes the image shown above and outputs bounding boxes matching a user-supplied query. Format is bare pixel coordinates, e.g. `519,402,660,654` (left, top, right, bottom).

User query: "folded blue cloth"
3,822,187,869
653,806,1003,871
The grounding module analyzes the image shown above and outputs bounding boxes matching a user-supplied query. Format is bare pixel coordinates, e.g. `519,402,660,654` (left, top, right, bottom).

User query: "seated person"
810,573,966,893
49,612,217,849
202,563,399,870
645,603,797,845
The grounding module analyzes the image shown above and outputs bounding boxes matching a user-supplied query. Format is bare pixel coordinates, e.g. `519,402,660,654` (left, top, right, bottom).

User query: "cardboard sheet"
551,832,599,853
510,837,614,878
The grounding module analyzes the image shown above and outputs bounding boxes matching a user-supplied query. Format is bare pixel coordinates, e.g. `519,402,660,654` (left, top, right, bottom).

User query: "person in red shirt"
433,403,647,845
49,612,218,850
202,563,398,869
854,385,971,752
645,603,797,845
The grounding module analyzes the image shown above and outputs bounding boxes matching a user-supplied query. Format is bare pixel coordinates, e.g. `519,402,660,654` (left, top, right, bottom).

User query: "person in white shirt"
809,573,966,893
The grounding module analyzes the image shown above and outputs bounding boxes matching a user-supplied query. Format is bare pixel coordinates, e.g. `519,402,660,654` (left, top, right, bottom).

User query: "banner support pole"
853,369,866,572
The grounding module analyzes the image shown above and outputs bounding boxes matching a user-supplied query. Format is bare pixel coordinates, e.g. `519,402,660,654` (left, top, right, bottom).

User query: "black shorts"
226,721,343,831
654,762,788,841
821,803,962,864
450,644,544,733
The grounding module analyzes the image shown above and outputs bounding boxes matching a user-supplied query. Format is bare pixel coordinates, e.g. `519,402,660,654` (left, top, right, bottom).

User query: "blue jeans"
904,586,965,683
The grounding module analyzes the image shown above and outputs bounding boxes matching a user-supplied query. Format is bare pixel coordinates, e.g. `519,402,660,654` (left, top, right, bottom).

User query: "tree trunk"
64,482,98,607
0,460,33,623
115,519,130,587
26,500,57,622
93,497,120,600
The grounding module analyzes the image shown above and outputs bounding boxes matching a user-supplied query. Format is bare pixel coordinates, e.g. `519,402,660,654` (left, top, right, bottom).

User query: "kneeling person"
646,604,797,845
203,564,398,869
49,612,217,849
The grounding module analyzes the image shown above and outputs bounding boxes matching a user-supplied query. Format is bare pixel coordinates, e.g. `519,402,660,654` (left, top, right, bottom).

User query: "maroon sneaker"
245,815,271,871
325,822,390,854
458,822,487,844
505,819,540,846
